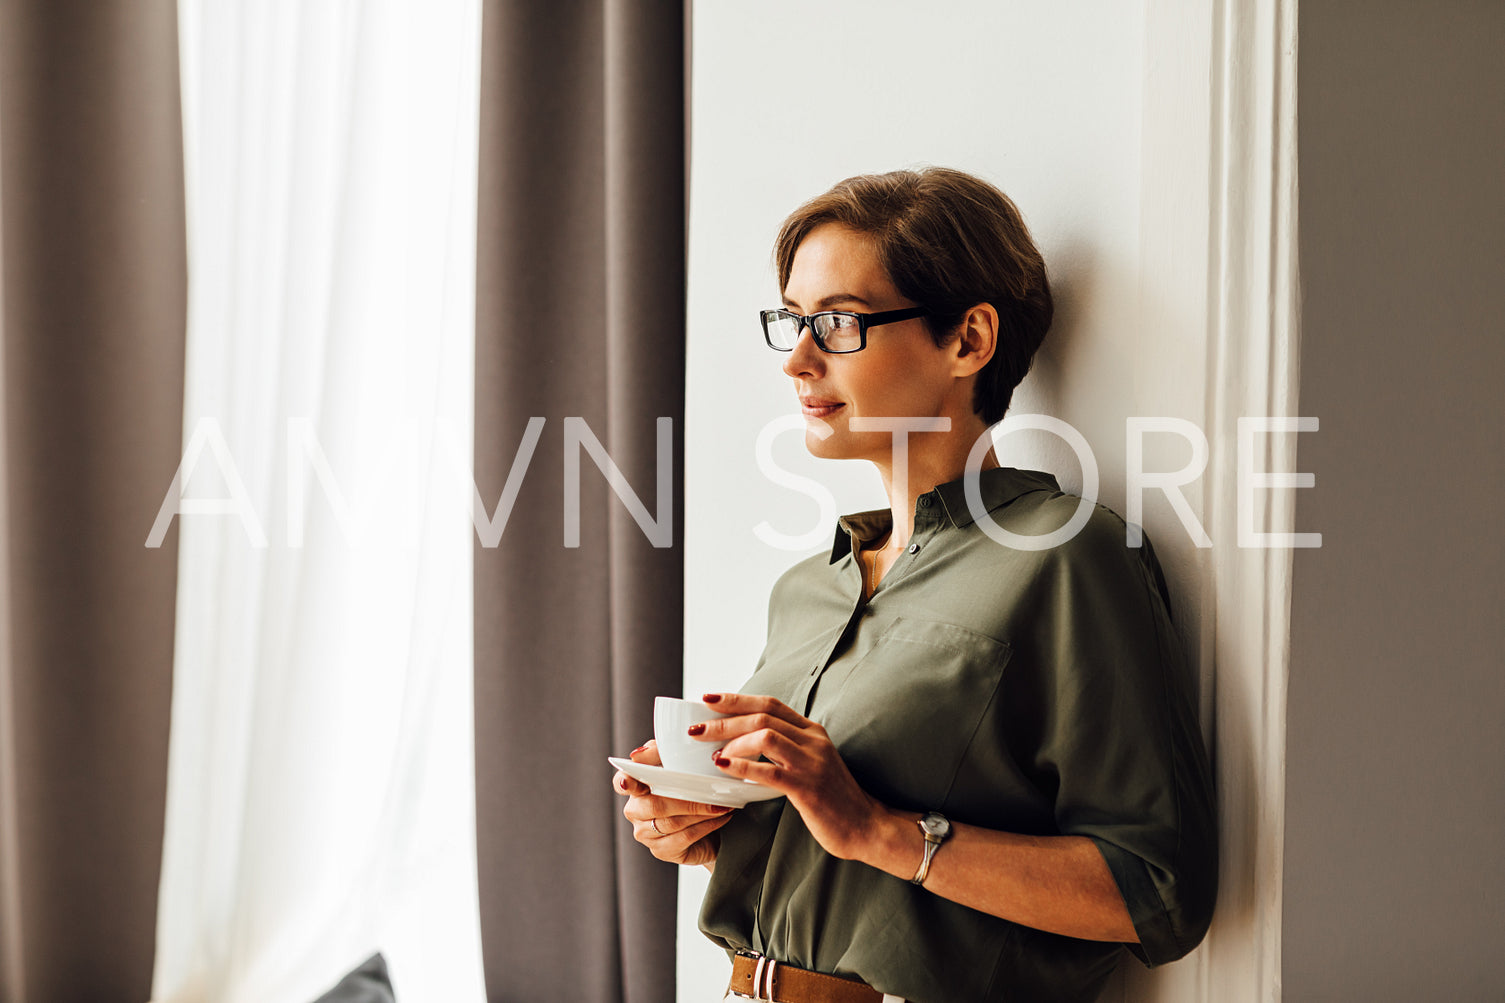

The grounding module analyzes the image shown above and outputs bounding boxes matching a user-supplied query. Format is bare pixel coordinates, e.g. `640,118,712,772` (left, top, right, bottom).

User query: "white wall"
682,3,1224,999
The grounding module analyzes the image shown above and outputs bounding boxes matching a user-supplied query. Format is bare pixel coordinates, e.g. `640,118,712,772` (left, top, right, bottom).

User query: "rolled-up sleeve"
1025,511,1218,966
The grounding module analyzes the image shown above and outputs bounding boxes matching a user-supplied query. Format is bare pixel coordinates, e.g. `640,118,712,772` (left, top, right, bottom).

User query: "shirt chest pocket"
815,616,1011,812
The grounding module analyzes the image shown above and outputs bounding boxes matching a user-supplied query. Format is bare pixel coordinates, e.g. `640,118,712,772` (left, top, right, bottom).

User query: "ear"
949,303,998,378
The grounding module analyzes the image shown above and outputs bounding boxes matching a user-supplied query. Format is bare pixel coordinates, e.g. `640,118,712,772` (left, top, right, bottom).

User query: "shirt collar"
828,466,1061,563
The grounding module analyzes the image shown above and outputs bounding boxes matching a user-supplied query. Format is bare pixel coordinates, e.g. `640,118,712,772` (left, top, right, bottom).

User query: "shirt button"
908,543,920,555
919,496,932,509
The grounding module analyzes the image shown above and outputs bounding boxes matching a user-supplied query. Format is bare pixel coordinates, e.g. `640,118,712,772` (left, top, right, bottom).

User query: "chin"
803,425,880,464
803,427,838,458
802,421,849,460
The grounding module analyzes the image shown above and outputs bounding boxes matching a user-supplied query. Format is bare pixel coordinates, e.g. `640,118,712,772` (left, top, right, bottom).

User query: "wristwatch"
911,811,951,886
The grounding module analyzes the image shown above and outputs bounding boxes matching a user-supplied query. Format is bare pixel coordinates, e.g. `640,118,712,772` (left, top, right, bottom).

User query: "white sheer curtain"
152,2,483,1001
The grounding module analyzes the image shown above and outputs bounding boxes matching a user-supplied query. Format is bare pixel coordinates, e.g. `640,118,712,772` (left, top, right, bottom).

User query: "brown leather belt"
727,952,885,1003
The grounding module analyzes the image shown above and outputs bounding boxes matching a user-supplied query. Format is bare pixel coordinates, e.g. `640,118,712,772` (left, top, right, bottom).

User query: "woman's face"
780,223,969,464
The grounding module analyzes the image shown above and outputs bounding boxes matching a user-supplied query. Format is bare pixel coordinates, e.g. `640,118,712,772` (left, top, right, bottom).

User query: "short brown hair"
773,167,1052,425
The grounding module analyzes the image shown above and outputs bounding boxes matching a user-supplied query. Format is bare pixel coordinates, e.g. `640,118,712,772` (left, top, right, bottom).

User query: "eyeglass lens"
765,311,863,353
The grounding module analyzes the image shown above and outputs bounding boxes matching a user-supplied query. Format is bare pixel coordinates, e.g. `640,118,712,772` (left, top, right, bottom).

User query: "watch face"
920,813,950,837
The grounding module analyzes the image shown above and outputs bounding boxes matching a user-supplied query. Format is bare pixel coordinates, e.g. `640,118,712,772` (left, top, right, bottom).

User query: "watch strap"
912,837,941,885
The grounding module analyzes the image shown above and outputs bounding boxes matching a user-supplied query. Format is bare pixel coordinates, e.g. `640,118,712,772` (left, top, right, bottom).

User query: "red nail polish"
712,750,729,767
702,693,722,704
631,745,649,756
687,723,707,736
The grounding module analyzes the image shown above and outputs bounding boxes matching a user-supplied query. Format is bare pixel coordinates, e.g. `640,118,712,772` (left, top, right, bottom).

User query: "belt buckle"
730,950,777,1002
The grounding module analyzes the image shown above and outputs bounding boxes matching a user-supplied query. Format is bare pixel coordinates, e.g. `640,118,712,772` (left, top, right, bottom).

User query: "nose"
781,324,825,379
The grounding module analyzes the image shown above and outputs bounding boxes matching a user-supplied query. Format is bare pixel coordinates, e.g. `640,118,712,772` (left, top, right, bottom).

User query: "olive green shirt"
699,467,1217,1003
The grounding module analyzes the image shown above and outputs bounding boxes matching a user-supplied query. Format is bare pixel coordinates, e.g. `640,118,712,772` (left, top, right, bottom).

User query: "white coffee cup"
654,696,732,777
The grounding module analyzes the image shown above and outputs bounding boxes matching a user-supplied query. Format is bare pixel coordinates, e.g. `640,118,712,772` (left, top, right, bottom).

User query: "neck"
872,414,998,550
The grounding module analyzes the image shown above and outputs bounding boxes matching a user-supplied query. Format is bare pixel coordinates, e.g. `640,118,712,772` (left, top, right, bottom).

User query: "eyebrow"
780,293,874,311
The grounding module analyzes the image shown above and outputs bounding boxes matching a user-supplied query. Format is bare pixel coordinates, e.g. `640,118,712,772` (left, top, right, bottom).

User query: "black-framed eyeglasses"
759,306,929,354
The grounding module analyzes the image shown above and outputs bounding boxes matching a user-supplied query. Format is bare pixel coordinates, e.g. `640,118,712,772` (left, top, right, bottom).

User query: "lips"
799,396,845,418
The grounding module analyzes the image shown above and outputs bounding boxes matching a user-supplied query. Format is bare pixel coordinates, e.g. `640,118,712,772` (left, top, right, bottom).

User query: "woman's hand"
684,695,1142,943
613,740,734,868
691,693,890,861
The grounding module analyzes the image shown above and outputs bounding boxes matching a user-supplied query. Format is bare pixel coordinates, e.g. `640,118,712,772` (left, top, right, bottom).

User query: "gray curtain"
0,1,187,1001
474,1,686,1000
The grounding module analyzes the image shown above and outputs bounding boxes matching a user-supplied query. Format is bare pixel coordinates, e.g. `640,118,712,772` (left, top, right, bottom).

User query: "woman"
613,168,1217,1003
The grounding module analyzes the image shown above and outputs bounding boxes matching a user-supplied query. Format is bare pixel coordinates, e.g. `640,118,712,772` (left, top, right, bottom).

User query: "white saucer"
608,757,784,809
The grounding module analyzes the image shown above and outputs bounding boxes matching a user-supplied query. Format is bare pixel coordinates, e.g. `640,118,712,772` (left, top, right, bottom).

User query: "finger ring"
650,818,662,835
